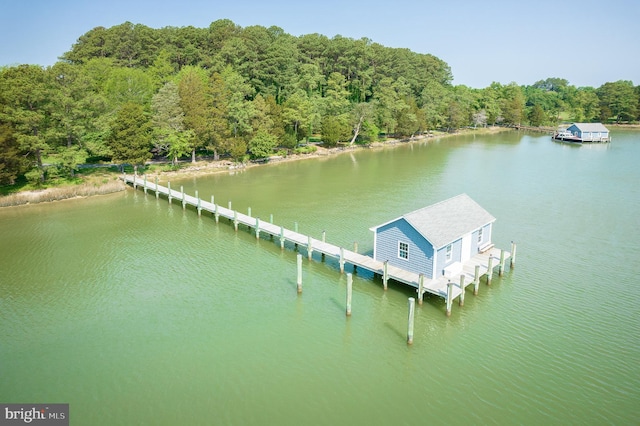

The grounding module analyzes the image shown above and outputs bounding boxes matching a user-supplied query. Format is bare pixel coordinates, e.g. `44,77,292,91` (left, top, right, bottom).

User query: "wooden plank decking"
123,174,511,311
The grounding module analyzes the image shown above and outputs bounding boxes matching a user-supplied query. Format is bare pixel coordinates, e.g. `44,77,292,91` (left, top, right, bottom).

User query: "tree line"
1,20,638,186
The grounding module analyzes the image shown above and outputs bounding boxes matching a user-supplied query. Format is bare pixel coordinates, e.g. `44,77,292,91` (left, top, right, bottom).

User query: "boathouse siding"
371,194,496,280
373,218,436,278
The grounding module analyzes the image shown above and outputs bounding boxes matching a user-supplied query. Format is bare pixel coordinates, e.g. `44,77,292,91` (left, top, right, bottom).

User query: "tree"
0,65,51,182
177,66,210,162
248,130,277,159
107,102,152,172
151,81,185,158
0,123,29,185
597,80,638,123
528,104,546,126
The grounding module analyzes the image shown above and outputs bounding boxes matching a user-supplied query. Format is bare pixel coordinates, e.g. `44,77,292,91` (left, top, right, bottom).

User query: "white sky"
1,0,638,88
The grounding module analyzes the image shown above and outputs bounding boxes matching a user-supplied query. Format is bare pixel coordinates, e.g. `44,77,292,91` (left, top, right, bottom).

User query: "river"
1,130,638,425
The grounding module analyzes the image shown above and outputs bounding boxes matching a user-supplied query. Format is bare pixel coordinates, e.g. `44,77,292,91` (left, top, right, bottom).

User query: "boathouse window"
398,242,409,260
446,244,452,261
478,227,483,243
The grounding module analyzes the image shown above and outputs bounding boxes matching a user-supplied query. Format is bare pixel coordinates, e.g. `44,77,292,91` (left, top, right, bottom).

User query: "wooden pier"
122,174,513,315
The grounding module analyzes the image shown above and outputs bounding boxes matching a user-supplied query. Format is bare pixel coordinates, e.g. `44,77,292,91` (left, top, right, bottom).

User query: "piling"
307,235,313,260
228,201,232,210
180,186,185,209
233,211,238,231
383,260,389,290
510,241,517,267
322,231,326,242
280,226,285,249
446,281,453,316
354,242,358,253
214,203,219,223
248,207,252,217
473,265,480,295
499,249,505,276
339,248,345,273
270,214,273,224
487,256,494,285
407,297,416,344
167,182,172,203
255,217,260,239
155,177,159,198
143,175,148,194
346,273,353,316
296,254,302,294
294,222,299,233
459,274,465,306
418,274,424,305
196,190,201,215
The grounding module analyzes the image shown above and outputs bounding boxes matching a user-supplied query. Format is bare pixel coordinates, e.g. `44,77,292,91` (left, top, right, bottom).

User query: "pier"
122,174,513,315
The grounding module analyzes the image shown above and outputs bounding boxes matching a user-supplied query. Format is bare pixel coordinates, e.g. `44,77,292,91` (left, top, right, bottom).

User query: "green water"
1,131,639,425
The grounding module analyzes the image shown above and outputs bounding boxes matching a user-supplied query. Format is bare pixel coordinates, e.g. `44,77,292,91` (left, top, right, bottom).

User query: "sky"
1,0,638,88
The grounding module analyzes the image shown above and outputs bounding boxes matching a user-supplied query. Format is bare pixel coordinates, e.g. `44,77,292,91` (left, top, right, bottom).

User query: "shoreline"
0,127,510,208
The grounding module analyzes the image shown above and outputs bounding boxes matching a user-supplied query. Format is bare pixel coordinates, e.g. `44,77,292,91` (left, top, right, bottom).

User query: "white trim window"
398,241,409,260
445,244,452,262
478,227,484,243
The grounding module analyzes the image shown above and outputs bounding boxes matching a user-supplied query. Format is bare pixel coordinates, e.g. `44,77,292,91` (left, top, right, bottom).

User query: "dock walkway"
122,174,512,314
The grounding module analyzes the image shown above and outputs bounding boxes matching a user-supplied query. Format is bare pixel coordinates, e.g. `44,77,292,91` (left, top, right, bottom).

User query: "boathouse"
370,194,496,280
566,123,610,142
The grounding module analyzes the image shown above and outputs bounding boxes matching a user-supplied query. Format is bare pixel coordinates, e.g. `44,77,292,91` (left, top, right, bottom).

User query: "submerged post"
459,274,465,306
346,273,353,316
510,241,517,268
296,253,303,294
407,297,416,345
339,248,345,273
383,260,389,291
307,235,313,260
446,281,453,316
487,256,494,285
418,273,424,305
499,249,505,276
473,265,480,295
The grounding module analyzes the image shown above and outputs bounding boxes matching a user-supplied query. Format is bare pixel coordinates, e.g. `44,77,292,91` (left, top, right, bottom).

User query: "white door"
460,234,472,262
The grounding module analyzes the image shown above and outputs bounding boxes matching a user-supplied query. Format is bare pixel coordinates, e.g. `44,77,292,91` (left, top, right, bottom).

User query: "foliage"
0,19,638,187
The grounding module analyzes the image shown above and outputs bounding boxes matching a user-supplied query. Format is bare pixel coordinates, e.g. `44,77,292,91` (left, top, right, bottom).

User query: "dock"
122,174,513,315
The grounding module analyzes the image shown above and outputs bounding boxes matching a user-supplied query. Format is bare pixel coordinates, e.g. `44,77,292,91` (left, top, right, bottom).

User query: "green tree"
177,66,210,162
107,102,152,172
151,81,184,158
0,123,29,185
248,130,277,159
597,80,638,123
0,65,51,182
528,104,547,126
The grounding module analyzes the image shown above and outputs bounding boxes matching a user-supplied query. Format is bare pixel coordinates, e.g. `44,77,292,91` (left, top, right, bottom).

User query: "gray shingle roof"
373,194,496,249
570,123,609,132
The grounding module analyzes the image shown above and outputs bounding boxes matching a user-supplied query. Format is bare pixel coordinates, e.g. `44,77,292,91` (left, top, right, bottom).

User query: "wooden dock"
122,174,513,314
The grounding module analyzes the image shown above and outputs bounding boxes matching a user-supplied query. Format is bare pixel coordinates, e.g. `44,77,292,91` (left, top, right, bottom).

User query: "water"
1,130,639,425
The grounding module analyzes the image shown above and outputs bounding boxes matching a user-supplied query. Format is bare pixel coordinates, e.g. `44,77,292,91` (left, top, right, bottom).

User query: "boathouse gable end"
373,218,435,278
567,123,610,142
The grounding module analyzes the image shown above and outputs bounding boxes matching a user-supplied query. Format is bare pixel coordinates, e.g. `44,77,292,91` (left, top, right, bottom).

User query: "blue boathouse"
370,194,496,280
566,123,610,142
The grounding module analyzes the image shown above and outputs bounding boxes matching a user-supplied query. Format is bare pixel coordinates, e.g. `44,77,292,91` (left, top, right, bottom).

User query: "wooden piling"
339,248,345,273
346,273,353,316
228,201,232,210
214,203,219,223
255,217,260,239
296,253,302,294
353,242,358,253
322,231,326,242
510,241,517,267
167,182,172,203
155,177,159,198
196,190,201,215
143,175,147,194
307,235,313,260
280,226,285,249
269,214,273,224
383,260,389,290
248,207,251,217
233,211,238,231
418,273,424,305
294,222,298,233
180,186,186,209
459,274,465,306
487,256,494,285
446,281,453,316
499,249,505,276
407,297,415,344
473,265,480,295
